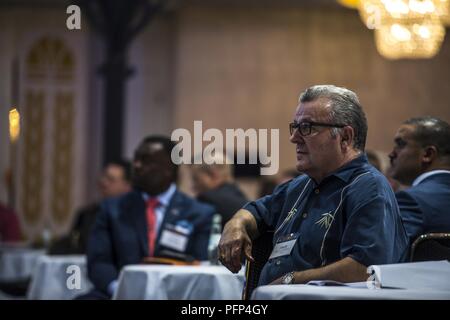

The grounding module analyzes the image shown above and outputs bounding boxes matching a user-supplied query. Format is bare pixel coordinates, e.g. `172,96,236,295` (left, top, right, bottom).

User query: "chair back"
242,231,273,300
410,233,450,262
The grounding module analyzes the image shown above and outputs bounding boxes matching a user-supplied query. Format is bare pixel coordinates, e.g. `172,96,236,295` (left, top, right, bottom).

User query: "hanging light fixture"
375,20,445,58
358,0,449,26
338,0,450,59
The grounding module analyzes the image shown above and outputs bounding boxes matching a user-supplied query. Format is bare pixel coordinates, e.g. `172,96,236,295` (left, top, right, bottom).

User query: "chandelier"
338,0,450,59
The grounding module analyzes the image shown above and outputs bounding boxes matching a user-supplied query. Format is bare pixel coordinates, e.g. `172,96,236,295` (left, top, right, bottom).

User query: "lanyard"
274,179,312,236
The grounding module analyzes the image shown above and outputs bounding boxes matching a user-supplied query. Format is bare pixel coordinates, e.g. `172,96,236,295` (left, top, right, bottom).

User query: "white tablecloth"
27,255,93,300
0,248,46,282
369,260,450,291
114,264,245,300
252,284,450,300
252,260,450,300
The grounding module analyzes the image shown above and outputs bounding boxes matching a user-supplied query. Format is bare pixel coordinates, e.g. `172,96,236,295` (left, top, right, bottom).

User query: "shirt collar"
141,183,177,207
327,153,368,183
412,170,450,186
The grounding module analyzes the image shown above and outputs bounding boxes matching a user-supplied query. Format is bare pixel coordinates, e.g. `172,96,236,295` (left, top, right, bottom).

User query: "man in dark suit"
83,136,215,299
49,160,132,255
389,117,450,244
191,152,248,229
0,203,21,243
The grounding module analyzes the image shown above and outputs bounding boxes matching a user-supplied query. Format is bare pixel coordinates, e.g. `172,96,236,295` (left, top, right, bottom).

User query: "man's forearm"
227,209,259,240
293,257,368,284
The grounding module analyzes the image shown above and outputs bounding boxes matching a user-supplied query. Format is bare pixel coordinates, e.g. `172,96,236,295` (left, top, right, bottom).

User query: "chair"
410,233,450,262
242,231,273,300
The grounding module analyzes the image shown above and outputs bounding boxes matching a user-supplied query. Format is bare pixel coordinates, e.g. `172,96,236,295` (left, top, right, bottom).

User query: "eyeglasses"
289,121,346,136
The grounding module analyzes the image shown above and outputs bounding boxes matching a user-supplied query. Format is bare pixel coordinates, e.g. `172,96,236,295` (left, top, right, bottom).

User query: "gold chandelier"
338,0,450,59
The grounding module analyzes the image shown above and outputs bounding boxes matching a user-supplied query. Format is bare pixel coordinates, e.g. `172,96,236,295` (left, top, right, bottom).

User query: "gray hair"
404,117,450,158
299,84,368,151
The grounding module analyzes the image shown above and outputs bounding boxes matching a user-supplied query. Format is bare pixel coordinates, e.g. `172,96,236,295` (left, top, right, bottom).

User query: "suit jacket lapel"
127,191,149,256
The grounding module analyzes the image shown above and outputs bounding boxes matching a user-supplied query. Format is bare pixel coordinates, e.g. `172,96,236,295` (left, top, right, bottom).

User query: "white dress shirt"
412,170,450,187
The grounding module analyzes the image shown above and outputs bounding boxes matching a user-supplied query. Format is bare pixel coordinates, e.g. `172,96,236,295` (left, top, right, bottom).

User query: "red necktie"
146,198,159,257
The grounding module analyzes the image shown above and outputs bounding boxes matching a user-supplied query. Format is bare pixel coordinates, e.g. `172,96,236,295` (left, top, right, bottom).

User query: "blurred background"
0,0,449,243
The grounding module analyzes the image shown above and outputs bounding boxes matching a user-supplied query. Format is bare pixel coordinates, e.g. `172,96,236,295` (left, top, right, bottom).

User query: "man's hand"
217,210,258,273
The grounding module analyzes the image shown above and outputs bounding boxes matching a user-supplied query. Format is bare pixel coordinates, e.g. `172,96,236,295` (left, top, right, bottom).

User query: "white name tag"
159,229,189,252
269,238,297,260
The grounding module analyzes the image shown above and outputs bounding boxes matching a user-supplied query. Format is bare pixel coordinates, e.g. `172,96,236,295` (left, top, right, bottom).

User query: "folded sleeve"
340,184,408,266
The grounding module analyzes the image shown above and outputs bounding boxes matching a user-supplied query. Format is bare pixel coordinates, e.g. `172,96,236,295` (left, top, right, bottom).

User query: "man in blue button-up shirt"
218,85,408,286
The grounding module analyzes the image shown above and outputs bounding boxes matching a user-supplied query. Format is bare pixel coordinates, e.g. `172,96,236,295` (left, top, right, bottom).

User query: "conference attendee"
258,169,300,198
0,202,21,243
218,85,408,286
366,149,382,172
389,116,450,244
258,177,278,198
0,169,21,243
191,152,248,229
0,202,23,297
49,160,132,254
83,135,215,299
0,173,23,297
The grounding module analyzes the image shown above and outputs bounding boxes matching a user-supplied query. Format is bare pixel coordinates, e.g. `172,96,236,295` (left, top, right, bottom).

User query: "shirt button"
314,188,320,194
302,213,308,218
276,260,281,266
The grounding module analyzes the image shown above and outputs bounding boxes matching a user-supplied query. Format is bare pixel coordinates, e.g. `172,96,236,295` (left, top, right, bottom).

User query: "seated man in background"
83,135,215,299
366,149,382,172
219,85,408,286
0,203,21,243
0,169,21,243
49,160,132,254
0,202,23,297
191,152,248,229
389,117,450,245
259,169,301,198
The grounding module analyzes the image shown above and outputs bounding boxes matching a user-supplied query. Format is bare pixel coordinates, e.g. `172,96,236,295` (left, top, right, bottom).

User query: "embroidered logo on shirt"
315,211,334,229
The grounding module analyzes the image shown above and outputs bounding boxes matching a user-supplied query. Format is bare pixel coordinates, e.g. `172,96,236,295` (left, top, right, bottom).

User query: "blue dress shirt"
244,154,409,285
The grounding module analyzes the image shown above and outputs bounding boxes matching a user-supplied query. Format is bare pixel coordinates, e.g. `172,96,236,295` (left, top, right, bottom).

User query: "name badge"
159,225,189,252
268,233,299,260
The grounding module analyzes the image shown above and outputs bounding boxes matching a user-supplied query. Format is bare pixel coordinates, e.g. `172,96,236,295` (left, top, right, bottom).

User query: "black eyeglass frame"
289,121,346,136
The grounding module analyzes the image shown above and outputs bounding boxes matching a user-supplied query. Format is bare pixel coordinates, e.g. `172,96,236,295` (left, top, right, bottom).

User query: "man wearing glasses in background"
219,85,408,286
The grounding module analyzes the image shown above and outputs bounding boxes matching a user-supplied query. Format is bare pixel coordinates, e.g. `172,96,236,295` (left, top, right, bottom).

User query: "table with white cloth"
251,284,450,300
27,255,93,300
252,261,450,300
0,247,46,282
114,264,245,300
